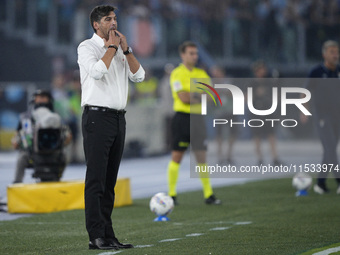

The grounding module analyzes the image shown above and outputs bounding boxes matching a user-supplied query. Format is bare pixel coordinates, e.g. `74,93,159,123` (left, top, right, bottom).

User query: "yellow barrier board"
7,178,132,213
0,129,16,150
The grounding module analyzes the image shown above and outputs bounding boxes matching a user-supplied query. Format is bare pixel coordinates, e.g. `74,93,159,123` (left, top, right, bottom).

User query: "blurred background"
0,0,339,161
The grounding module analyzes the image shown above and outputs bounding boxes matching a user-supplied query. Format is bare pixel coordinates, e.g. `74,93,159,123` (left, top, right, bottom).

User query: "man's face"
94,11,117,39
254,66,267,78
323,46,339,67
181,46,198,67
34,95,50,105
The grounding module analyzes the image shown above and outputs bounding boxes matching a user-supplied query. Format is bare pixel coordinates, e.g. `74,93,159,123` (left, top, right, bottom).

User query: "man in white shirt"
77,5,145,250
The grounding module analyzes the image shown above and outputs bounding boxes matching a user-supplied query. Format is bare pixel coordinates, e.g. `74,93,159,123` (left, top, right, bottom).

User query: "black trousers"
315,112,340,184
82,107,126,240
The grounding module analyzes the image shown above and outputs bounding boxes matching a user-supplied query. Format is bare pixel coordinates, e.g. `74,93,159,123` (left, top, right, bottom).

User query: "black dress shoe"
89,238,118,250
171,196,178,205
205,195,222,205
107,237,134,249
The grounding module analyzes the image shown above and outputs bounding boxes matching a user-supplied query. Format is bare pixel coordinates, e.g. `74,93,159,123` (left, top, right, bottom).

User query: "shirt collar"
180,63,195,72
322,63,340,73
91,33,105,48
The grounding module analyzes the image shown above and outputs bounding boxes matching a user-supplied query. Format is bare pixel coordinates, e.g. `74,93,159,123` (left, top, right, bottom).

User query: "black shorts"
249,114,275,137
215,113,238,137
171,112,207,151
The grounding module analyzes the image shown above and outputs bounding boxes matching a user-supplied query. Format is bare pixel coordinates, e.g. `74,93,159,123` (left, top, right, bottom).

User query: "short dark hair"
32,89,54,110
90,5,117,33
322,40,339,54
179,41,197,54
33,89,53,102
251,59,266,72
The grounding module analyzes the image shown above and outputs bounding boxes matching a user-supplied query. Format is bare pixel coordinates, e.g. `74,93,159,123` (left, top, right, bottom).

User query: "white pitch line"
234,221,252,225
95,221,251,253
135,244,154,248
97,251,122,255
159,238,183,242
204,221,236,225
312,246,340,255
186,233,204,237
210,227,230,231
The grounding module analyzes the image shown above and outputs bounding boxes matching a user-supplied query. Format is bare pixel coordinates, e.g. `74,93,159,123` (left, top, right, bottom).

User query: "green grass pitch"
0,178,339,255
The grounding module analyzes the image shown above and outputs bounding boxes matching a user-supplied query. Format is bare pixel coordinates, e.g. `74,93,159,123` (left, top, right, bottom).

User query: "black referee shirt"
307,64,340,115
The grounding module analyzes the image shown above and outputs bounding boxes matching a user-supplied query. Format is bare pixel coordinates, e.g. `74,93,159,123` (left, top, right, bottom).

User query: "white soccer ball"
149,192,174,216
292,173,312,190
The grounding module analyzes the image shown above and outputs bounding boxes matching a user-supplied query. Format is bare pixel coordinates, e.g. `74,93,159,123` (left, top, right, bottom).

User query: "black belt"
85,105,126,114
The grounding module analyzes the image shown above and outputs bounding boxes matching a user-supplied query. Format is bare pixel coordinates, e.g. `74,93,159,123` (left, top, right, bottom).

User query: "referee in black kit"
301,40,340,195
77,5,145,250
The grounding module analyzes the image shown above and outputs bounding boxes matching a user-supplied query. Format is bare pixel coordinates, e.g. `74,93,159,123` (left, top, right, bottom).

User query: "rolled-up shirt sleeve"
128,65,145,83
77,43,108,80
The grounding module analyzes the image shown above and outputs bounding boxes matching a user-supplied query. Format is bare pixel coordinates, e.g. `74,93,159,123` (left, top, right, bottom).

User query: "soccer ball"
292,173,312,190
149,192,174,216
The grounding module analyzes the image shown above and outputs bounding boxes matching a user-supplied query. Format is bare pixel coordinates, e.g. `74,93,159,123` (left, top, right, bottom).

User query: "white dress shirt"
77,33,145,109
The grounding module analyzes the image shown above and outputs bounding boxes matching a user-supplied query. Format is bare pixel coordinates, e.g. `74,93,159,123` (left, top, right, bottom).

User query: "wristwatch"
108,44,118,51
123,47,133,55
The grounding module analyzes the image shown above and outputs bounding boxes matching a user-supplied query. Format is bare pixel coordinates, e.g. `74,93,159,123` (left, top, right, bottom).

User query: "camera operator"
12,89,72,183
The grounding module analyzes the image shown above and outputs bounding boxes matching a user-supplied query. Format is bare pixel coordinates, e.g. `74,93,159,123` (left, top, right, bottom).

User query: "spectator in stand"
51,73,78,163
134,69,158,106
66,70,82,163
159,63,175,152
249,60,282,166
